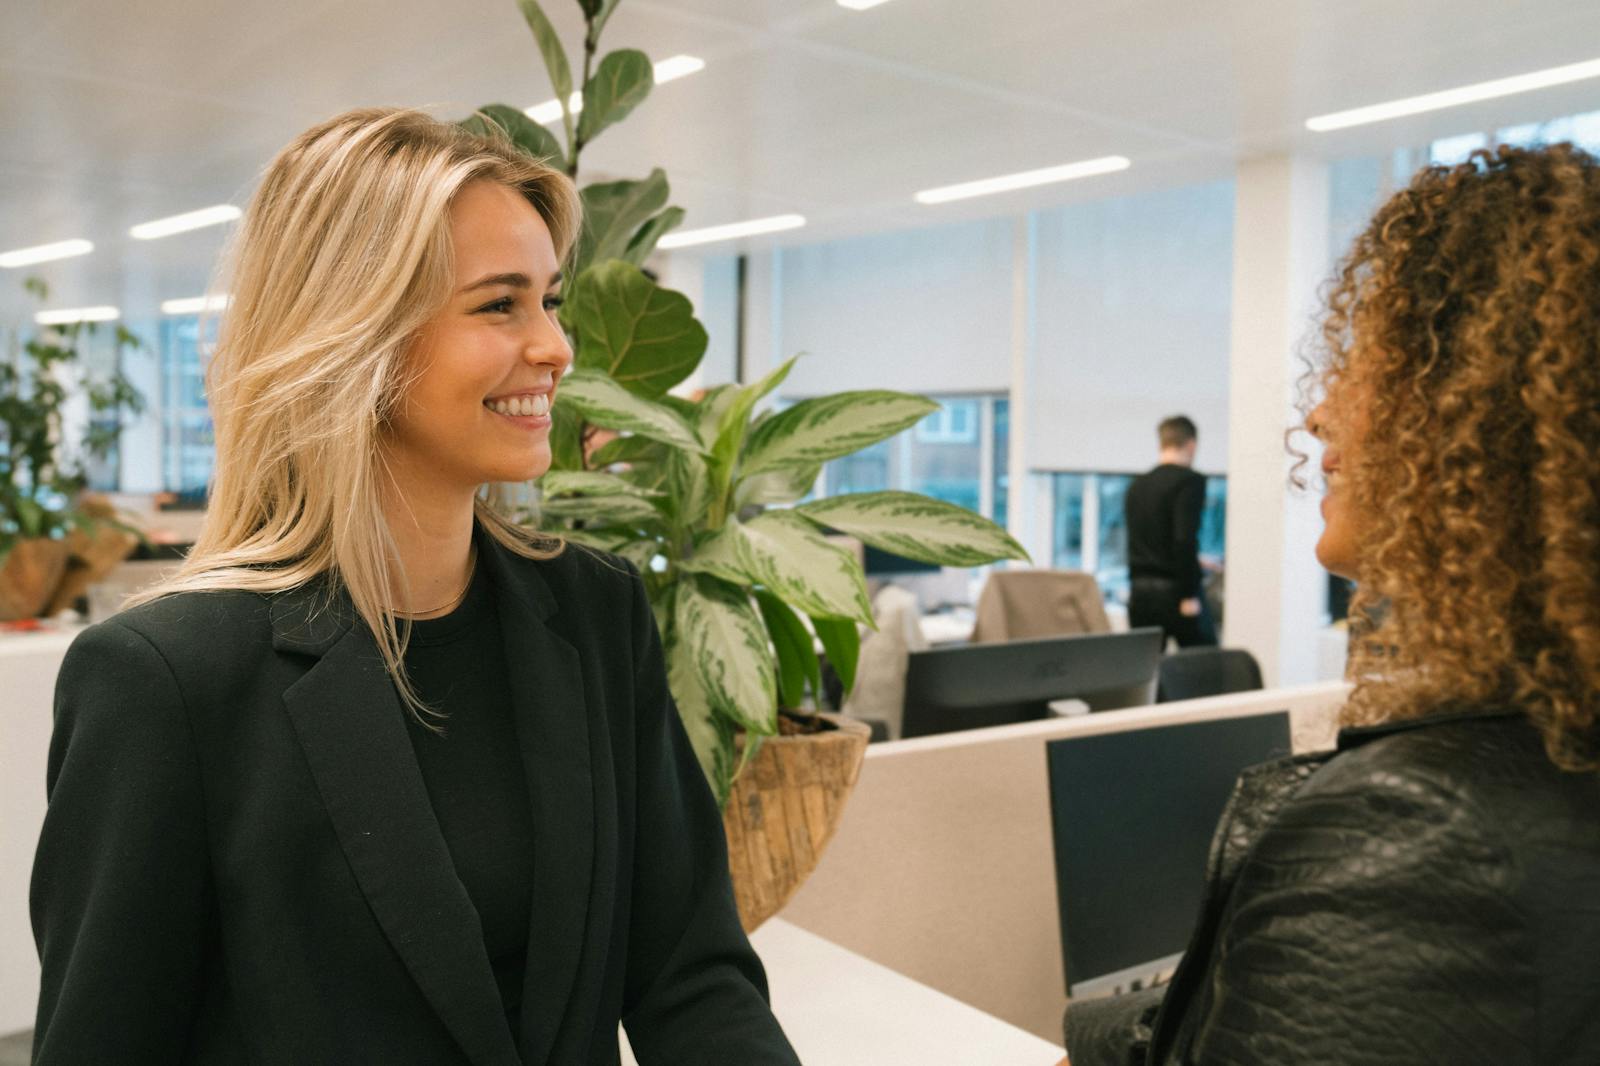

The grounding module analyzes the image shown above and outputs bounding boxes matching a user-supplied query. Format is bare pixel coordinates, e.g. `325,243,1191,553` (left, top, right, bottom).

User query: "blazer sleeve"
1185,756,1531,1066
618,573,800,1066
30,619,212,1063
1172,473,1206,597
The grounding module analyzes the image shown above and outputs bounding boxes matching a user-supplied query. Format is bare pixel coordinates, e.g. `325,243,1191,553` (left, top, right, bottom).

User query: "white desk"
0,626,80,1034
621,919,1061,1065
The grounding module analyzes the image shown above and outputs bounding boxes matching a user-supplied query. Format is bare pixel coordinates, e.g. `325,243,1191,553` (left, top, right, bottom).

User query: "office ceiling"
5,0,1600,322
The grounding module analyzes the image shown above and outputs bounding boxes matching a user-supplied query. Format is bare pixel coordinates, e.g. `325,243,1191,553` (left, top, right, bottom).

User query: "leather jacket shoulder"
1148,709,1600,1066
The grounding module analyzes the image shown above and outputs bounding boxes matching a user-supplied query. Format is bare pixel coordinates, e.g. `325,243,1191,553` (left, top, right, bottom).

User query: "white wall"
1026,181,1235,474
771,219,1016,397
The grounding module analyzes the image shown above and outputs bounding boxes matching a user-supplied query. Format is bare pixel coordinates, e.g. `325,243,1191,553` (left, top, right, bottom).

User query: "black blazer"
31,532,800,1066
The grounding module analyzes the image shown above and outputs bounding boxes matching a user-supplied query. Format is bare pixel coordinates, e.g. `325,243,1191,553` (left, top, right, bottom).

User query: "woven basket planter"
722,711,871,932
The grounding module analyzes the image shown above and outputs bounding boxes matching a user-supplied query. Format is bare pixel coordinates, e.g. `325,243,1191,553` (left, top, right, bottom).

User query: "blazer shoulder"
99,587,273,662
529,541,642,605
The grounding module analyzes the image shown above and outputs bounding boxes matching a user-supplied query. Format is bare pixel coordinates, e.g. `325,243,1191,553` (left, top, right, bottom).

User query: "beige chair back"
970,569,1109,644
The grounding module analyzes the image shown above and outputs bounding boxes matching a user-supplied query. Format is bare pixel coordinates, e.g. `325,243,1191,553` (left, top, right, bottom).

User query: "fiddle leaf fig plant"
474,0,1030,803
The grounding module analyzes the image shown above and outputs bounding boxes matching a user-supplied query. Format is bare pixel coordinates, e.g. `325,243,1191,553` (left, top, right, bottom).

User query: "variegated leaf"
681,511,871,624
556,368,706,454
665,447,712,528
673,574,779,735
739,391,938,476
614,538,662,573
539,470,661,498
712,356,798,472
796,490,1029,567
537,493,662,525
734,463,821,509
663,612,737,803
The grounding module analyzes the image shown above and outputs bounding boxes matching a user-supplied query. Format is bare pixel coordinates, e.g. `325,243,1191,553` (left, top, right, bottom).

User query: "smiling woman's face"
387,180,571,493
1310,369,1372,580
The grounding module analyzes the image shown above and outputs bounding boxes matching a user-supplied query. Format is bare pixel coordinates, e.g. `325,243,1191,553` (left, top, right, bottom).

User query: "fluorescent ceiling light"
657,214,806,249
914,156,1131,204
526,55,704,124
1306,56,1600,132
161,294,231,315
129,204,242,240
35,306,119,325
0,239,94,268
838,0,894,8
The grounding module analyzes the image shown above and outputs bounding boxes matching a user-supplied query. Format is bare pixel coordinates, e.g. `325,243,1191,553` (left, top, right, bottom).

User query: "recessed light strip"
0,239,94,268
915,156,1131,205
161,294,231,315
527,54,704,124
838,0,895,9
35,306,119,325
657,214,806,249
129,204,242,240
1306,56,1600,132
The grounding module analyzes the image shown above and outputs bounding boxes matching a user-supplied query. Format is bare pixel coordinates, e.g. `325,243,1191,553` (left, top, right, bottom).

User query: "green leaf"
740,391,939,476
577,49,653,146
588,433,665,467
516,0,574,113
566,261,706,398
712,356,797,475
461,104,565,167
674,574,779,735
556,368,706,453
681,511,872,625
546,401,584,471
622,206,686,267
537,492,661,525
811,614,861,699
796,490,1029,567
573,170,669,275
735,463,821,509
540,470,661,498
590,0,622,41
756,590,822,711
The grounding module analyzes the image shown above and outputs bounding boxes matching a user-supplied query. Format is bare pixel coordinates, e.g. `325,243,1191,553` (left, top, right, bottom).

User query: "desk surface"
622,919,1061,1065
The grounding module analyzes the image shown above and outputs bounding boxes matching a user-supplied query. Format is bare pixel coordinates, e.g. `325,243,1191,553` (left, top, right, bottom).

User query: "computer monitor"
1045,711,1293,995
862,543,941,578
900,628,1163,738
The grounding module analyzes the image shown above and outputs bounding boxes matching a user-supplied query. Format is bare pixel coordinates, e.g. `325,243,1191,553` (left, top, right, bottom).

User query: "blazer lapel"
274,585,521,1066
479,537,600,1066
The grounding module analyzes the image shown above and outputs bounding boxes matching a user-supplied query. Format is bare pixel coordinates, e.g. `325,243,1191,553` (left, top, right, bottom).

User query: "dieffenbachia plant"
470,0,1029,803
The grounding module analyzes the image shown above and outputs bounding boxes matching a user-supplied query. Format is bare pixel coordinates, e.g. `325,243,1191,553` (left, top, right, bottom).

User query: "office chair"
1155,647,1263,702
970,569,1110,643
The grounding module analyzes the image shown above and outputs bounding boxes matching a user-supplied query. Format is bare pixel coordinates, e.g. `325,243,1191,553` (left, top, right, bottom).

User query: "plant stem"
568,11,600,180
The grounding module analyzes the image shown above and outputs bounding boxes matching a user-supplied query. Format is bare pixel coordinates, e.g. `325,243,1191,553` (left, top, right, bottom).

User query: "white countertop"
622,919,1062,1065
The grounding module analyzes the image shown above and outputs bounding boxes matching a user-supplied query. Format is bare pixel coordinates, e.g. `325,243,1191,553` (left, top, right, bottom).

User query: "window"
159,315,216,494
815,394,1008,522
1050,471,1227,606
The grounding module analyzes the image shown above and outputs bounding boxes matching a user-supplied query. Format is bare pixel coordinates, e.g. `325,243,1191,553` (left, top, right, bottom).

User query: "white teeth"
486,394,550,418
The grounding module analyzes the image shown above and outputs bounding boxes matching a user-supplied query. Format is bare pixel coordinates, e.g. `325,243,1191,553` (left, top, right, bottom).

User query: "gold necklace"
401,545,477,618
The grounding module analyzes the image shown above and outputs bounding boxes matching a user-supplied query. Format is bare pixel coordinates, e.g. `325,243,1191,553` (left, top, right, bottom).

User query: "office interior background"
6,0,1600,1059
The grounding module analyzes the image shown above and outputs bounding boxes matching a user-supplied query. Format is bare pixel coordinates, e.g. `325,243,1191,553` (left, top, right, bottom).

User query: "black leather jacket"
1066,709,1600,1066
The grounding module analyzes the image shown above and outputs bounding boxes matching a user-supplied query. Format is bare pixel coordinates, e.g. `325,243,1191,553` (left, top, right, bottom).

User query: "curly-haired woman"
1066,143,1600,1065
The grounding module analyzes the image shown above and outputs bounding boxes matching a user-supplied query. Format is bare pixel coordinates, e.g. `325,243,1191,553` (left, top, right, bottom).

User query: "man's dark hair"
1158,415,1198,449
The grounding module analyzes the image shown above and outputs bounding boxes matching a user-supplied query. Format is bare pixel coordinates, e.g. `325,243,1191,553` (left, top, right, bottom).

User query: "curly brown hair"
1315,142,1600,771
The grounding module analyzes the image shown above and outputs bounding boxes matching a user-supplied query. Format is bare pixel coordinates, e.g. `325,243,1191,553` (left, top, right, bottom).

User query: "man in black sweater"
1124,415,1217,647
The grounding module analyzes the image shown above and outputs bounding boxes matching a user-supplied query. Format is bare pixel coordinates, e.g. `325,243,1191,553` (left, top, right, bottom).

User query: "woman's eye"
477,296,515,314
543,294,564,312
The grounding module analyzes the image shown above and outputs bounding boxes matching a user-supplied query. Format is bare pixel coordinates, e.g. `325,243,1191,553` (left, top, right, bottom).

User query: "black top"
31,533,799,1065
1124,463,1206,595
404,563,534,1044
1064,709,1600,1066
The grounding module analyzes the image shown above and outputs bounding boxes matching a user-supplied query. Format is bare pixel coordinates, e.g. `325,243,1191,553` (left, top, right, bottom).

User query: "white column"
1224,155,1330,686
741,250,783,387
1007,215,1049,566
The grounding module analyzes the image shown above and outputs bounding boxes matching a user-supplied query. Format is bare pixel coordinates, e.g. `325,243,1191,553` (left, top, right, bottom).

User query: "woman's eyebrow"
458,272,531,294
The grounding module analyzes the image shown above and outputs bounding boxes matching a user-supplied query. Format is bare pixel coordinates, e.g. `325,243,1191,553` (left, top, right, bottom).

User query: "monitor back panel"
1045,712,1293,990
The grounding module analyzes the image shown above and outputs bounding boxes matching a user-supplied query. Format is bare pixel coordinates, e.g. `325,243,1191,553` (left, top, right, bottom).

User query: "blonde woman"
1064,143,1600,1066
31,108,799,1066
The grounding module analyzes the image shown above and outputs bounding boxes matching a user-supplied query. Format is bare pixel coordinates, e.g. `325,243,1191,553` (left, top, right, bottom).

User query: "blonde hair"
131,106,581,713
